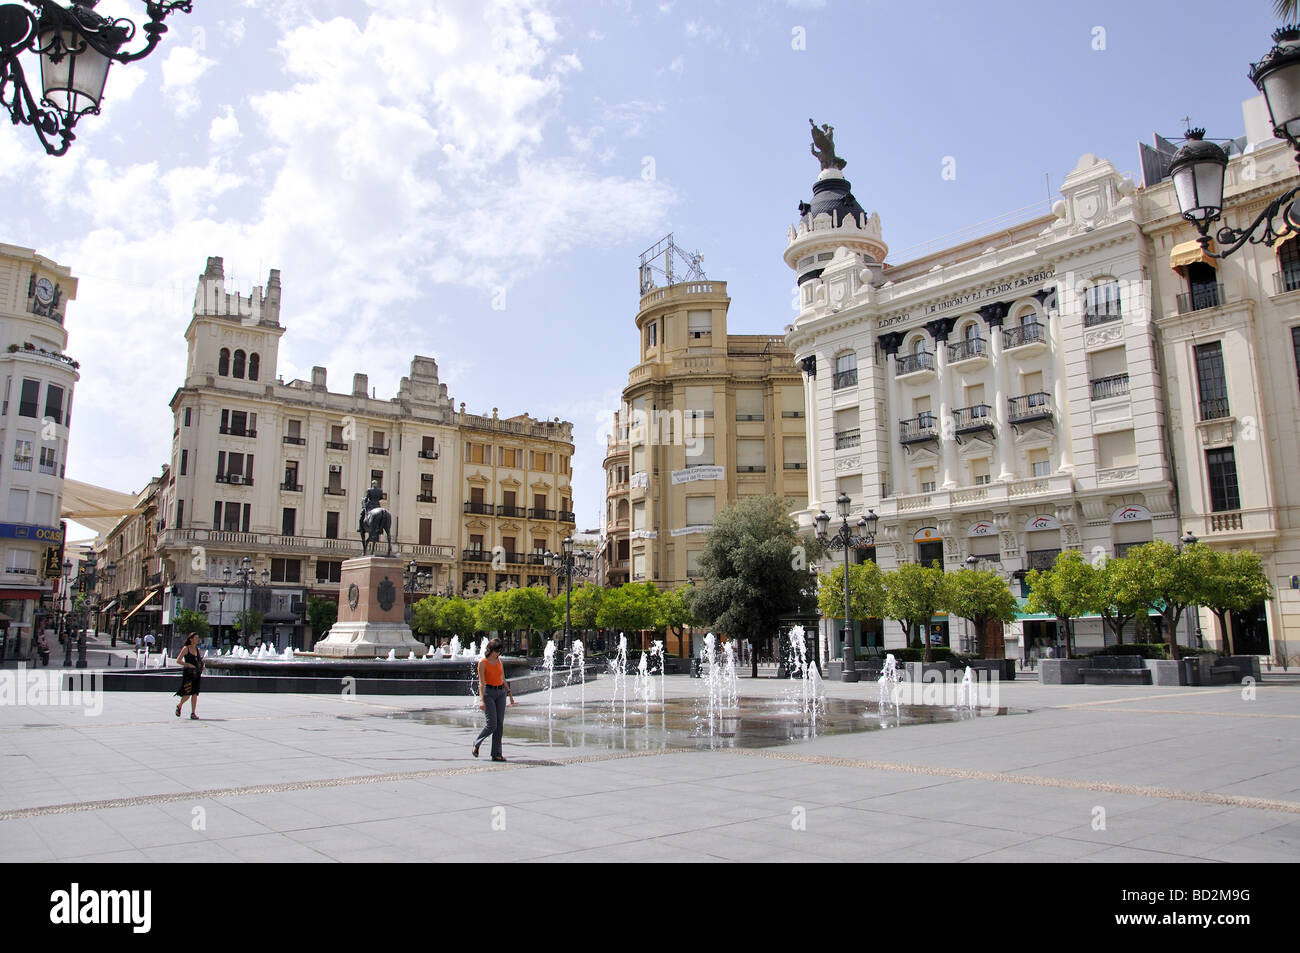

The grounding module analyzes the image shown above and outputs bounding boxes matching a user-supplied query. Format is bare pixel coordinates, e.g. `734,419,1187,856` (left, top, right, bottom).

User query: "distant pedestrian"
174,632,204,719
472,637,514,762
37,632,49,666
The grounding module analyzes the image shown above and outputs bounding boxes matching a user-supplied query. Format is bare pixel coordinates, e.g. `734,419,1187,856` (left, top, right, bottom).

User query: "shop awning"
100,600,117,612
120,588,160,623
0,588,44,600
1170,240,1216,270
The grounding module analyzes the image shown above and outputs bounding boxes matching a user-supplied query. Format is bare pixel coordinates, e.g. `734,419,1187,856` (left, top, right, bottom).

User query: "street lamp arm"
1196,182,1300,257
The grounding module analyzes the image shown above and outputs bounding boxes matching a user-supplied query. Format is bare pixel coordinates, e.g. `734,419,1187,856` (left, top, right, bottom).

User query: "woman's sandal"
175,704,182,717
190,713,200,720
471,744,480,758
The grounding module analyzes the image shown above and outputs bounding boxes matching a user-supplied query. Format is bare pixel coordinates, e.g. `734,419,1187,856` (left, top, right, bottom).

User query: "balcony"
1002,323,1046,353
281,481,303,492
1008,392,1052,425
419,449,439,459
462,549,490,562
1176,284,1222,314
834,428,861,450
832,368,858,390
527,553,548,566
953,404,994,437
219,427,257,438
1198,397,1231,421
368,446,389,456
416,493,435,503
463,501,494,515
559,511,576,523
217,473,254,486
686,409,713,419
1274,269,1300,295
1083,308,1122,328
735,413,765,421
947,338,987,365
781,410,805,418
497,505,528,518
899,413,939,445
324,486,346,496
895,352,935,378
326,441,349,451
737,465,766,473
282,435,305,446
1090,374,1130,401
529,507,557,520
784,461,806,470
39,463,56,475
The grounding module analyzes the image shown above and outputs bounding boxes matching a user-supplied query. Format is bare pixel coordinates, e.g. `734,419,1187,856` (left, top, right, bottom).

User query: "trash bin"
1181,656,1201,686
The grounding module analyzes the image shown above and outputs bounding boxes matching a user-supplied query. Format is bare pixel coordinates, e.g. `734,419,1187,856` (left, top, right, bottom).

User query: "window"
184,406,191,427
646,322,657,349
783,436,806,469
1183,262,1220,312
370,430,386,452
1279,239,1300,292
1206,447,1241,512
781,386,804,418
248,353,260,381
469,533,485,553
1293,326,1300,395
632,501,646,531
1,377,8,415
18,379,38,418
686,436,714,465
500,447,519,468
39,446,56,474
370,469,384,490
419,518,432,546
232,349,246,379
466,442,488,465
1194,342,1229,420
918,467,936,493
971,458,990,486
180,449,188,476
44,384,63,424
287,419,302,440
325,512,340,539
688,309,711,339
736,388,764,420
7,488,27,521
1096,430,1137,470
282,508,296,536
1084,280,1122,324
1029,448,1051,478
737,439,765,471
530,451,552,471
316,560,342,583
284,460,298,488
271,558,301,583
13,439,33,470
685,385,713,418
176,500,184,528
686,496,715,526
218,348,230,376
834,352,858,390
834,407,859,449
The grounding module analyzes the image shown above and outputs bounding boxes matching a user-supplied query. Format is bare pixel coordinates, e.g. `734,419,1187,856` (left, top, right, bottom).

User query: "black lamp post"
403,559,431,624
74,548,95,668
104,560,116,646
215,586,226,646
1178,529,1202,650
60,556,72,666
0,1,192,156
815,494,878,682
544,538,594,650
224,557,268,646
1171,27,1300,256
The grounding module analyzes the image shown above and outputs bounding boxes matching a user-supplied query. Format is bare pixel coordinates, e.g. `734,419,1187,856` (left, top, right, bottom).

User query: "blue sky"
0,0,1282,537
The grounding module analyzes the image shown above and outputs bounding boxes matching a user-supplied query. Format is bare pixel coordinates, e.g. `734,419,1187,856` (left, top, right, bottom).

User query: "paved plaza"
1,668,1298,863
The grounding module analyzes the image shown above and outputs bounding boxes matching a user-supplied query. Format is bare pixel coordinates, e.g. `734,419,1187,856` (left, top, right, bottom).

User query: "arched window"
1018,307,1041,328
909,335,929,355
1084,279,1122,324
248,353,260,381
218,348,230,376
232,349,246,379
964,321,980,341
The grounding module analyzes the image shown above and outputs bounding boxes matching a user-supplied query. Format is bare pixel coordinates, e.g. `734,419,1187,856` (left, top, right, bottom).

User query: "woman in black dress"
174,632,204,719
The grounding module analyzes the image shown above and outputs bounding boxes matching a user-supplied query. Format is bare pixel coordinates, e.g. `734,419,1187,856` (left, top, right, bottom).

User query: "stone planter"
1146,659,1185,686
1038,659,1086,684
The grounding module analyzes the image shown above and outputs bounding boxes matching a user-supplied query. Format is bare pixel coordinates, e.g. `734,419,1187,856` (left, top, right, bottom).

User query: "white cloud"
208,105,241,149
160,45,216,117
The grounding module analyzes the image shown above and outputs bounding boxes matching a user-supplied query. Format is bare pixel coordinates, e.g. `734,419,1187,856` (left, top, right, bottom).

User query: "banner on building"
671,465,724,484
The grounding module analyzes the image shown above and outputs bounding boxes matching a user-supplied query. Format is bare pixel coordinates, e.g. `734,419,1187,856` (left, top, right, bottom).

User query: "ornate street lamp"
60,556,72,666
545,537,594,650
815,493,878,682
403,558,431,624
0,1,192,155
1172,27,1300,256
224,557,268,646
74,548,95,668
104,560,116,646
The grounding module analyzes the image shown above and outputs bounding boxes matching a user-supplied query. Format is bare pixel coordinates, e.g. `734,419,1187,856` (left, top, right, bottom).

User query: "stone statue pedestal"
312,556,426,658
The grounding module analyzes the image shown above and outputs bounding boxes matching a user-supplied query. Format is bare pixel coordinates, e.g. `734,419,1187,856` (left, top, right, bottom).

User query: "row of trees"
1024,541,1271,659
817,561,1017,663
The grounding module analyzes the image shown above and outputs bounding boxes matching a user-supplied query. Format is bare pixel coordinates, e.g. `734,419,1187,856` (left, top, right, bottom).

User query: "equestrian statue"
358,480,393,556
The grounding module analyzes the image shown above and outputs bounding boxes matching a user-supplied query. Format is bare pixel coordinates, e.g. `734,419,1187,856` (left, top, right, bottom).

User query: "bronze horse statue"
360,505,393,556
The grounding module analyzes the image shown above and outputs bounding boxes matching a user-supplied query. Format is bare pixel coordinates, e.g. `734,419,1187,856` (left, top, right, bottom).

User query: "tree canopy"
942,568,1017,654
882,561,947,662
1024,549,1097,658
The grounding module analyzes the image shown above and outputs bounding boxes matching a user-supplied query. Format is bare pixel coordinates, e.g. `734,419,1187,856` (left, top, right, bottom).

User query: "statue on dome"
809,119,847,172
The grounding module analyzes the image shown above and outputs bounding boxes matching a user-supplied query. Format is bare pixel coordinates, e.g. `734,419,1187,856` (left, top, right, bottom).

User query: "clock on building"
34,277,54,304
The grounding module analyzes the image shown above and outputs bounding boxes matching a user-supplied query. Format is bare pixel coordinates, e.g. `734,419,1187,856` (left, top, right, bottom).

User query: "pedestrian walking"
471,637,514,762
37,632,50,666
174,632,204,720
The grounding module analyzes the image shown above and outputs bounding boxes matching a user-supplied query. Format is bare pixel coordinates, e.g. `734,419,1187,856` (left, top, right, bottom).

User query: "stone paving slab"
1,674,1298,862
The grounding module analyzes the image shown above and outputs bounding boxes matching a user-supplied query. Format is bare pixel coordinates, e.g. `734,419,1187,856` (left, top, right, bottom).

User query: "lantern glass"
814,510,830,538
1259,57,1300,142
39,28,112,117
836,493,850,519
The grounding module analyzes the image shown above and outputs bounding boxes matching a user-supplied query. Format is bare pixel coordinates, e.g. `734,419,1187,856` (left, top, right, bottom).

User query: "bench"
1080,655,1153,685
1207,663,1241,685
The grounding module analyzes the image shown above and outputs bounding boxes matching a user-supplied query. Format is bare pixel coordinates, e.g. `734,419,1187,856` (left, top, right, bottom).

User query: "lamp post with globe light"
815,494,878,682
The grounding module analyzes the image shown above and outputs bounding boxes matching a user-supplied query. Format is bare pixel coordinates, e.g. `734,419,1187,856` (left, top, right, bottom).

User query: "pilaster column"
879,333,905,499
926,318,957,490
800,354,820,510
981,307,1014,482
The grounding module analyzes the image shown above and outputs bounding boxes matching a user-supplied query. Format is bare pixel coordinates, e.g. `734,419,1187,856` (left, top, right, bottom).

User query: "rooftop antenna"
638,233,706,295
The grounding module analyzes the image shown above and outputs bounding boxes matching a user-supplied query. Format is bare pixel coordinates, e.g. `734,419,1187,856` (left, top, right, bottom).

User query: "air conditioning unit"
329,464,342,473
228,473,243,485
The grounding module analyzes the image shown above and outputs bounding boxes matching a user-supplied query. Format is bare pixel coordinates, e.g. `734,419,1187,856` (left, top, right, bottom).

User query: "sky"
0,0,1283,540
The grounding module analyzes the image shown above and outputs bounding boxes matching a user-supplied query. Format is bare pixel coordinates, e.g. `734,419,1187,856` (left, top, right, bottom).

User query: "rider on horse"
359,480,383,536
359,480,393,556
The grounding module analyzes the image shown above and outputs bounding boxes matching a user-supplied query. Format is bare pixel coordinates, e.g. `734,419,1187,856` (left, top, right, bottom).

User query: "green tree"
596,582,660,635
1122,540,1202,659
173,608,211,643
883,561,947,663
1024,550,1097,659
411,595,442,639
232,608,265,646
655,585,698,657
689,495,818,677
566,582,604,634
474,590,510,634
306,596,338,640
502,586,557,654
942,568,1017,657
817,561,886,627
1194,548,1272,656
436,597,478,637
1094,556,1147,645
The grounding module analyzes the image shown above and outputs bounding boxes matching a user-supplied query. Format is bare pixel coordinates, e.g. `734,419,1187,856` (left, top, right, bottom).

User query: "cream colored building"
157,257,574,647
608,277,808,607
0,244,79,657
789,99,1299,665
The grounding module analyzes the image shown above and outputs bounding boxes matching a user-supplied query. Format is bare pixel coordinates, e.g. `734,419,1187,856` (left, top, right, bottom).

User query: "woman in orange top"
473,637,514,761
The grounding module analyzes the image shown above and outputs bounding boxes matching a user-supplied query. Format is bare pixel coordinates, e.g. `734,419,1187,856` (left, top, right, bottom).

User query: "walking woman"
174,632,204,720
472,637,514,761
